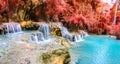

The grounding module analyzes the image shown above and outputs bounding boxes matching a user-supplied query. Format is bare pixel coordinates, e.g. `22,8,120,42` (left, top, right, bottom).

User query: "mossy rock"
51,27,62,37
20,21,39,30
41,48,71,64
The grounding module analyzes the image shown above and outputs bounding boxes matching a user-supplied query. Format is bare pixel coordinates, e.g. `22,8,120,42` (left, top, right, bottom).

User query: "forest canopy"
0,0,120,35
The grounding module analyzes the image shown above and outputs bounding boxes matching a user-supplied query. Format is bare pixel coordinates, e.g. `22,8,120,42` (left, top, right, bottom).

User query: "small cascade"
62,27,71,36
54,23,88,42
38,23,50,39
30,32,44,42
72,31,88,42
53,23,73,41
20,22,88,43
72,34,82,42
61,27,73,41
50,23,87,42
80,31,88,37
28,23,51,43
3,23,22,34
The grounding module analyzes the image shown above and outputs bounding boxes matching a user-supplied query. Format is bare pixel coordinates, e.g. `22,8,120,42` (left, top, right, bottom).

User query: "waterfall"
63,28,88,42
112,0,119,25
1,22,88,44
30,32,44,43
74,34,82,42
62,27,72,37
22,22,88,43
54,22,88,42
71,31,88,42
72,34,81,42
28,23,51,43
54,23,74,41
38,24,50,39
3,23,22,34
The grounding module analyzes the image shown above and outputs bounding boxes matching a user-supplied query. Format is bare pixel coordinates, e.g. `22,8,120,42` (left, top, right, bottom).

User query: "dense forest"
0,0,120,38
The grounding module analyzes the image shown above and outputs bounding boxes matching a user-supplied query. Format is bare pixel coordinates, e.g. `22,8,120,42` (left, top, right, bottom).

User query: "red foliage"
114,24,120,35
0,0,8,14
116,11,120,24
109,4,120,38
46,0,73,21
45,0,118,38
0,0,22,21
0,0,119,36
45,0,113,34
107,23,120,39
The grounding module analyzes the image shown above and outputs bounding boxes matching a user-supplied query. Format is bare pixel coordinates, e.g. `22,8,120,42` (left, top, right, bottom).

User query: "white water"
3,23,22,34
54,23,88,42
30,32,45,43
2,22,88,44
38,24,50,39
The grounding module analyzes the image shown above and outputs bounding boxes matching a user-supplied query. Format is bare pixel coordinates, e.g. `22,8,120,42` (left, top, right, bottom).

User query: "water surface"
70,36,120,64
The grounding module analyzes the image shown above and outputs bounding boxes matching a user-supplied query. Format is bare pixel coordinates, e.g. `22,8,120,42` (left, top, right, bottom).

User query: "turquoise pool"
70,36,120,64
1,32,120,64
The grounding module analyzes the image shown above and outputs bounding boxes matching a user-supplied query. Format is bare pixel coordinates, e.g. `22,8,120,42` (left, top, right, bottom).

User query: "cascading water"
3,23,22,34
72,34,82,42
54,23,88,42
2,22,88,43
71,31,88,42
30,32,44,42
61,27,73,41
38,24,50,39
3,22,89,44
0,22,89,56
28,23,51,43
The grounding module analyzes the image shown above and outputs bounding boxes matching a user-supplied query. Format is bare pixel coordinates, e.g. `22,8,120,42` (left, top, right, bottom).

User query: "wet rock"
0,25,5,35
20,21,39,30
41,48,71,64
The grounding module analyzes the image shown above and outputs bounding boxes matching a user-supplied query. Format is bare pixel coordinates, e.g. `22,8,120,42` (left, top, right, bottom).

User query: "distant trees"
0,0,45,22
0,0,120,36
45,0,112,34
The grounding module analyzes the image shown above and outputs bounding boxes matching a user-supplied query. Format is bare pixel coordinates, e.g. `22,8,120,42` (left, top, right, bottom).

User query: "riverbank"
0,37,71,64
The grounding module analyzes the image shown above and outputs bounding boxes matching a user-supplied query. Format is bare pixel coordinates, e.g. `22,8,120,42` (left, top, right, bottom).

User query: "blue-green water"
1,32,120,64
70,36,120,64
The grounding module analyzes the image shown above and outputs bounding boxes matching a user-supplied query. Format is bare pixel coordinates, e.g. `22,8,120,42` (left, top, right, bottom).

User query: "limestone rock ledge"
0,38,71,64
41,48,70,64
